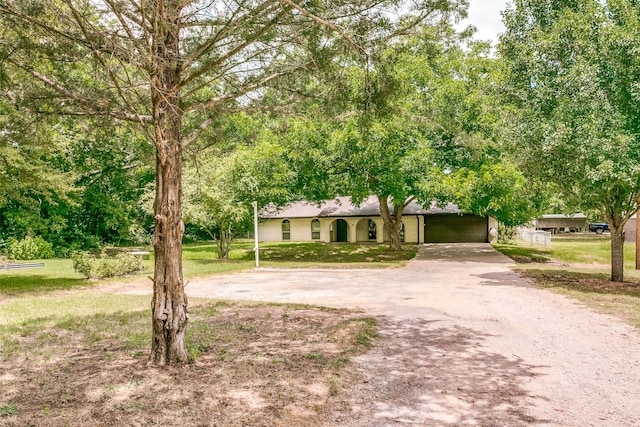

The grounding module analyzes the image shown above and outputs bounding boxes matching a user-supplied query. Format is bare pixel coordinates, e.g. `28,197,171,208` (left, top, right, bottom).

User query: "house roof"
260,195,463,219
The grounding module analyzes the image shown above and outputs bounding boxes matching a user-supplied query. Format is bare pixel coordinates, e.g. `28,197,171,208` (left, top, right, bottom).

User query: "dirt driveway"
121,243,640,426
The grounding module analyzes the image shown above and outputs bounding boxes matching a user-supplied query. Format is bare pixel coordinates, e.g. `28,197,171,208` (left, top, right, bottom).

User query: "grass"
0,259,86,295
0,240,396,425
0,289,378,425
255,242,417,268
0,241,415,296
494,235,640,329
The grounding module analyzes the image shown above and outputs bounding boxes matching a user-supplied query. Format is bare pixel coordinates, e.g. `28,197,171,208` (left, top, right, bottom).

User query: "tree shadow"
334,317,550,426
472,270,536,288
0,275,87,295
415,244,515,265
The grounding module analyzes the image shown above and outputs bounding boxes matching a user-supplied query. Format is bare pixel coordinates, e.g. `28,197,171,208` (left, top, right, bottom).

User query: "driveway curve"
123,243,640,426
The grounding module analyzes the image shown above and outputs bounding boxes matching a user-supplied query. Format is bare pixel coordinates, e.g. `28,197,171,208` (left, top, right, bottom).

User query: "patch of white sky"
456,0,510,46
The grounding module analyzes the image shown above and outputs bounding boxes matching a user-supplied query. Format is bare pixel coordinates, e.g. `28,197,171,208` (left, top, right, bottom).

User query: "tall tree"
296,24,525,250
500,0,640,281
0,0,446,364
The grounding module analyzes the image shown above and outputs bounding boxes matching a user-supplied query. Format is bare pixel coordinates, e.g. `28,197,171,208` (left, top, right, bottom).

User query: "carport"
424,214,488,243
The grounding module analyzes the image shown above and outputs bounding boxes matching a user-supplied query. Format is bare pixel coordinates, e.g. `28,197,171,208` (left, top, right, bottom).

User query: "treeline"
2,0,639,282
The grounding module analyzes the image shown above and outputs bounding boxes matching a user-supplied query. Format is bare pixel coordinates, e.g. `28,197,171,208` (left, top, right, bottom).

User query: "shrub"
7,236,55,260
72,251,141,279
498,224,518,244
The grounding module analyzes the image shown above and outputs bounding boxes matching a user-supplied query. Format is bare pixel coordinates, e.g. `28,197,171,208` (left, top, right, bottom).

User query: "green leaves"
500,0,640,219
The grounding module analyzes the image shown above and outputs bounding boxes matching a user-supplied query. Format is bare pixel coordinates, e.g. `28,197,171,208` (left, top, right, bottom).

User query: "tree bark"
636,216,640,270
609,221,625,283
149,2,188,365
216,227,232,259
378,195,404,251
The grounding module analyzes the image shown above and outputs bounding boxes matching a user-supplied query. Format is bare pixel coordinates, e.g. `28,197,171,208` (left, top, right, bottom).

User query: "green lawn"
0,241,415,296
0,241,395,425
494,235,640,329
494,235,640,279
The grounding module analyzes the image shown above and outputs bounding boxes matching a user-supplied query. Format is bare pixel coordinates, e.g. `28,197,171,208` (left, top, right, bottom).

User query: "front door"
337,219,348,242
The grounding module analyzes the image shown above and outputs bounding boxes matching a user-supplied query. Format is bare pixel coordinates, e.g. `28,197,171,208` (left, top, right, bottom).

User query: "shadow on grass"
256,243,417,264
0,302,375,426
335,316,549,426
0,275,88,295
492,243,550,263
184,242,416,265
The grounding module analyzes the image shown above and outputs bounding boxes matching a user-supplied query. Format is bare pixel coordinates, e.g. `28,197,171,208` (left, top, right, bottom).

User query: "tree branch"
277,0,365,55
9,58,152,123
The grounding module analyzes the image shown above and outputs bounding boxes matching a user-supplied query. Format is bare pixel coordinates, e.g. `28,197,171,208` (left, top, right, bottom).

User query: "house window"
400,222,405,243
368,219,377,240
311,219,320,240
282,220,290,240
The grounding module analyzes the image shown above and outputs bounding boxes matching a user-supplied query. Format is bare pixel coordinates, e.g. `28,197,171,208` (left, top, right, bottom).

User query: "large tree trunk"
217,227,232,259
610,222,625,282
606,210,628,283
378,195,404,252
636,215,640,270
149,2,188,365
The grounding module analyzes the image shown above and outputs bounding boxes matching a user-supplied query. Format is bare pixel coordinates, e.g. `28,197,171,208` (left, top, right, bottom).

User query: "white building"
259,196,496,244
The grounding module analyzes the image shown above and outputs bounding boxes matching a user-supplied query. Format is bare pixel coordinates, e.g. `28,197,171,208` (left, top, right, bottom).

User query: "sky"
456,0,510,45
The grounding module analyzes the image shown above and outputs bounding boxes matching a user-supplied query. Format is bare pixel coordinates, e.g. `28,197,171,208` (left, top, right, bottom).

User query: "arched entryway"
330,219,349,242
356,218,377,242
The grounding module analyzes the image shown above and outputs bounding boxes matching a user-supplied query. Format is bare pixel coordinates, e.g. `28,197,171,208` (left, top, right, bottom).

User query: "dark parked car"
589,223,609,234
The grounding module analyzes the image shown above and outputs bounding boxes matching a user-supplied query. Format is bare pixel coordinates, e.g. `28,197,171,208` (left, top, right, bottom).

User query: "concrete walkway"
127,243,640,425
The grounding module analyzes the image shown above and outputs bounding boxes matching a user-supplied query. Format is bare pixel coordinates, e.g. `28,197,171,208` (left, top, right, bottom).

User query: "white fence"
518,229,551,246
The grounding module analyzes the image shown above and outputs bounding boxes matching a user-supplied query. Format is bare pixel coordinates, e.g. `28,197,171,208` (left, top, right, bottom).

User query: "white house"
259,195,497,244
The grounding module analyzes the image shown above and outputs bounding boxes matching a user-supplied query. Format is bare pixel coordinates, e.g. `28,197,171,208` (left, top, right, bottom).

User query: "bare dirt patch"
0,303,375,426
519,269,640,296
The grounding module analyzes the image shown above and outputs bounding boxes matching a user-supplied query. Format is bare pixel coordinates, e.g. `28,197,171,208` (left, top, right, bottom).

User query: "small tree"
2,0,446,364
183,120,297,257
183,167,249,259
500,0,640,281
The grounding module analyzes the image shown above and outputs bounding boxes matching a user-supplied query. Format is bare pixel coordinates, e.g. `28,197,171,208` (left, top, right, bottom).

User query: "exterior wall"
403,216,421,243
258,218,323,243
356,219,370,242
258,216,423,243
259,220,284,242
382,216,421,243
624,217,636,242
488,217,499,243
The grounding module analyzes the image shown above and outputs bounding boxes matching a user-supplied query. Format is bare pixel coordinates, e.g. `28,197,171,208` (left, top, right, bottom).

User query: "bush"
72,251,141,279
7,236,55,260
498,224,518,244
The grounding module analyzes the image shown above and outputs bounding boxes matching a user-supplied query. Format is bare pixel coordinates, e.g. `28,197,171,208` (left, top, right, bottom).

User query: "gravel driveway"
123,243,640,426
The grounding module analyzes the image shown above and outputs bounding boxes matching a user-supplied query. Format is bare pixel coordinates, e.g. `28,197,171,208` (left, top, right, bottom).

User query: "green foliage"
500,0,640,216
500,0,640,280
6,236,54,260
0,113,153,254
71,251,140,279
0,403,18,416
182,114,302,258
497,224,517,244
492,243,550,263
446,162,545,226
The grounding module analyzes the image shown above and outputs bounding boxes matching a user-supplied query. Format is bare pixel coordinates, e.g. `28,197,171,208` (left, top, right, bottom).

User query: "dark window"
311,219,320,240
400,222,405,243
282,220,290,240
368,219,377,240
